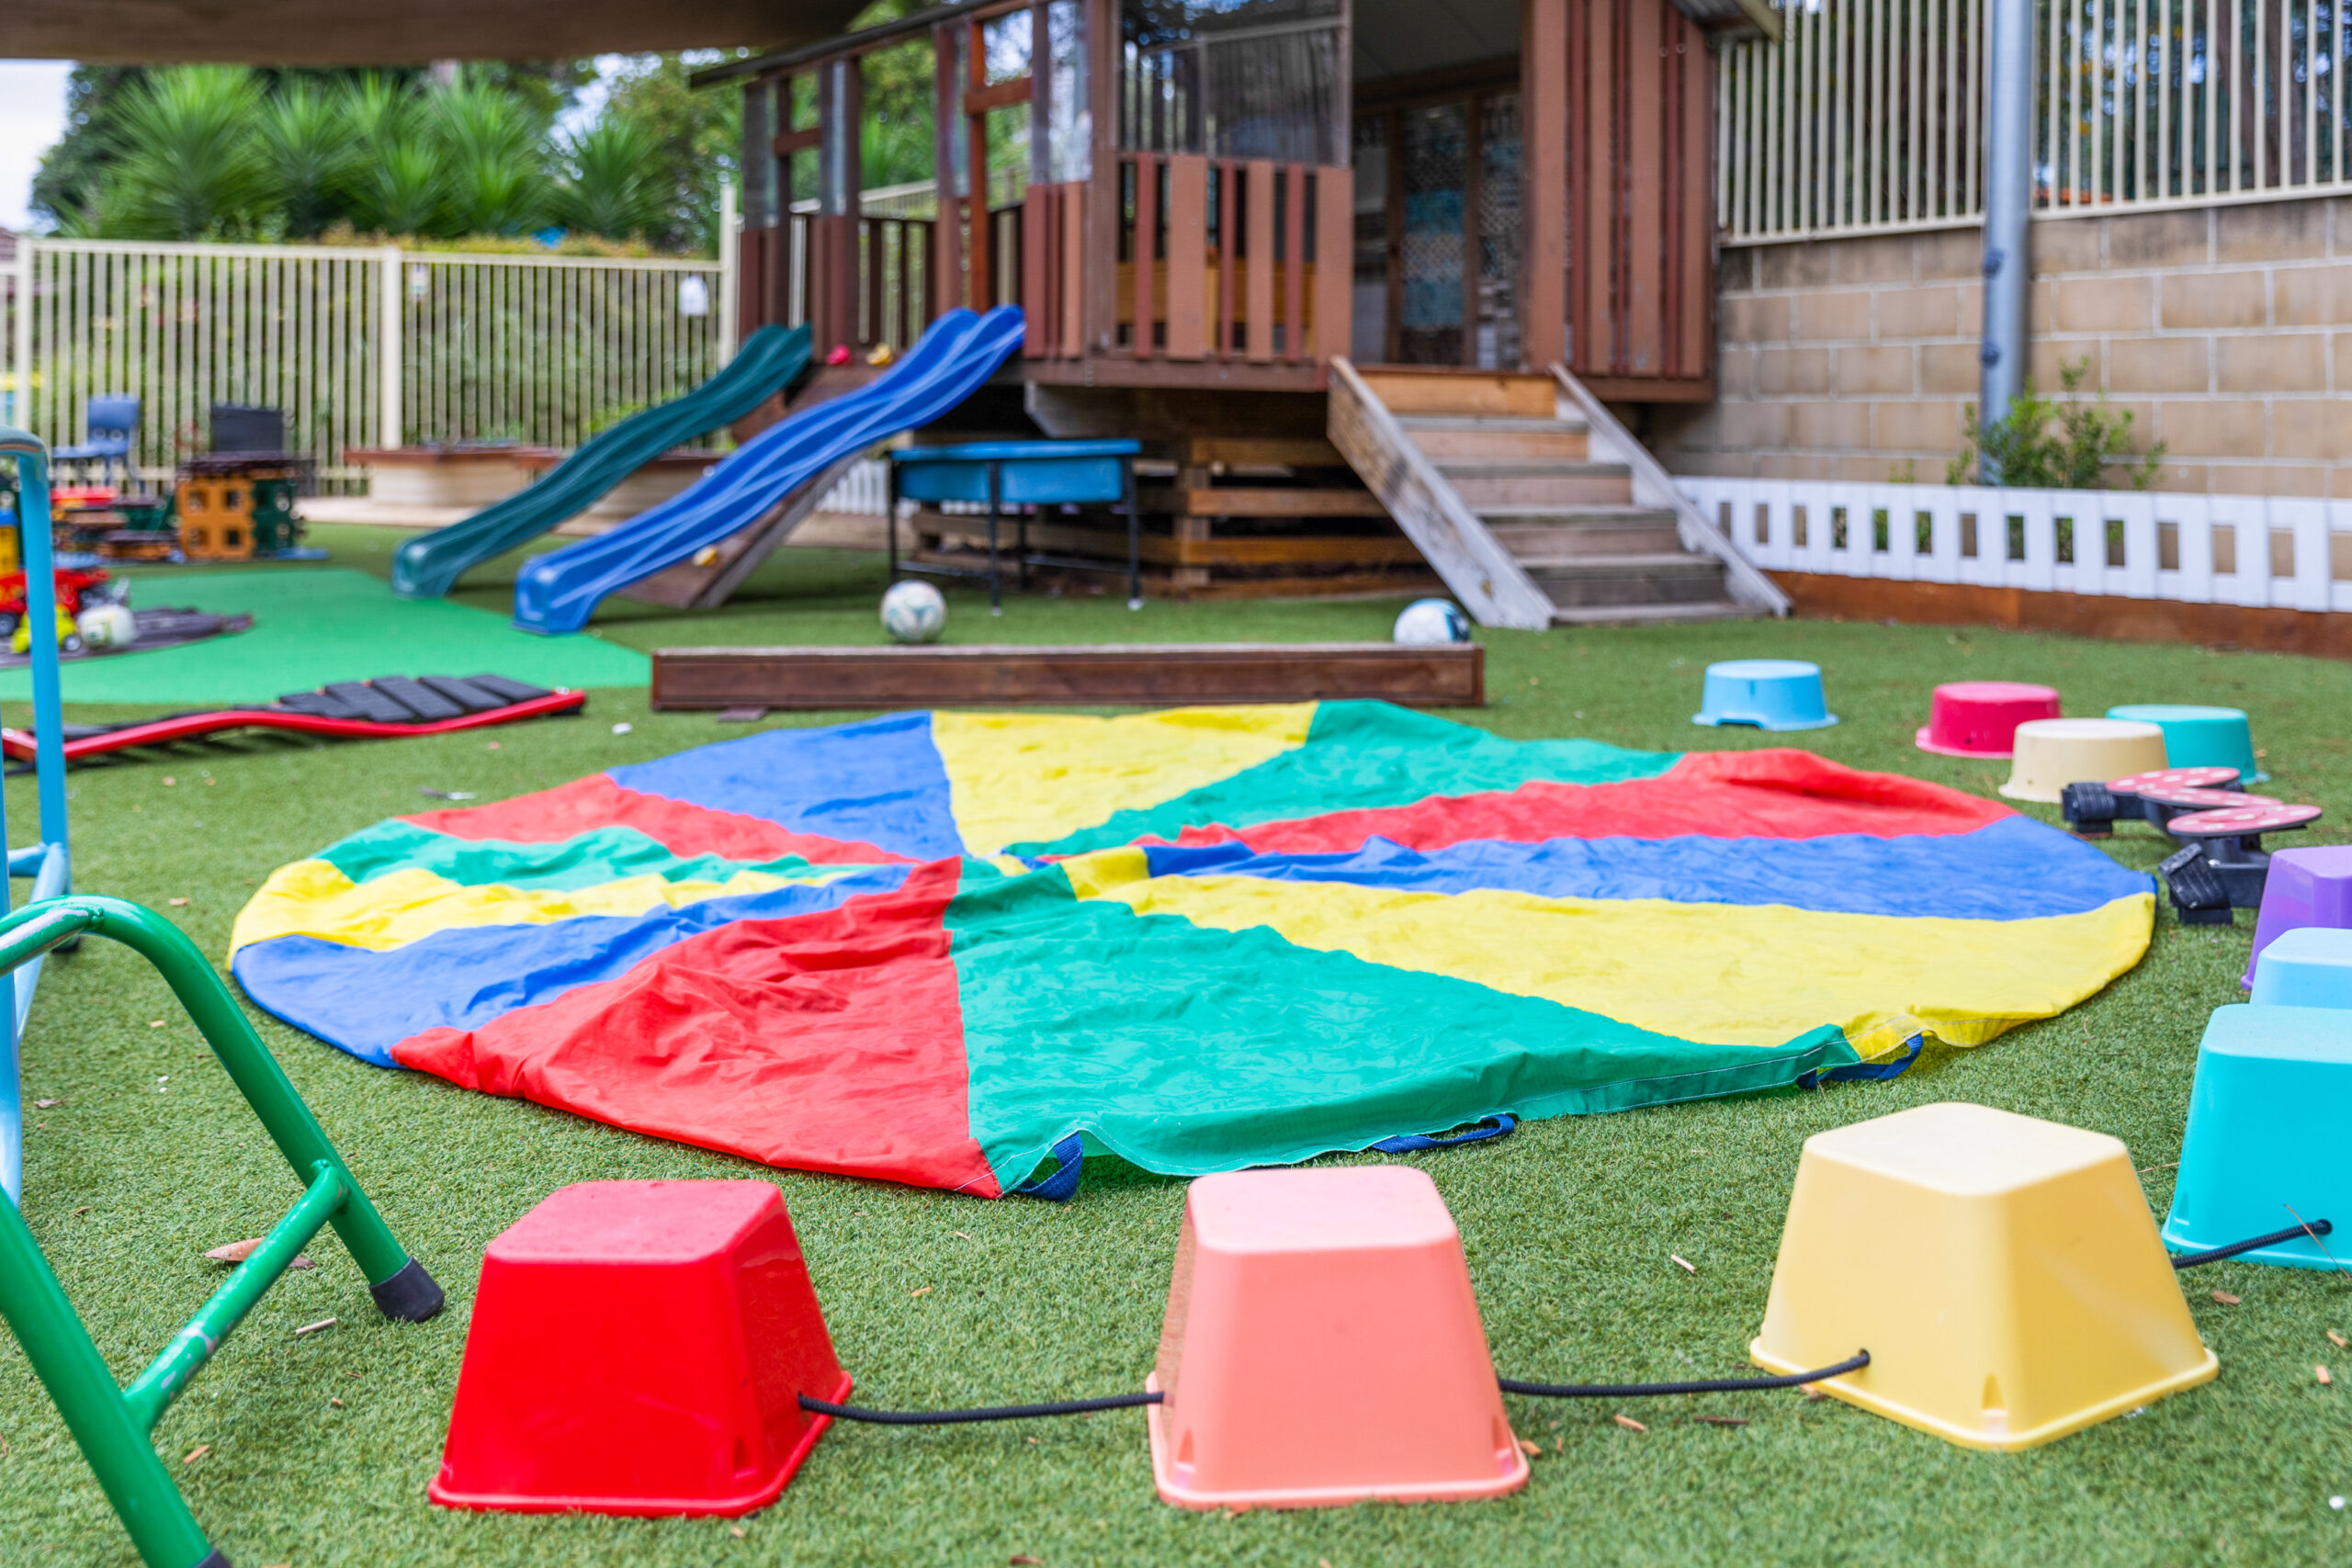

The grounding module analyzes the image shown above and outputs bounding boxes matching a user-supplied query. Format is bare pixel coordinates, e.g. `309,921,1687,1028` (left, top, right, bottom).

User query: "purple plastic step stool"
2244,844,2352,988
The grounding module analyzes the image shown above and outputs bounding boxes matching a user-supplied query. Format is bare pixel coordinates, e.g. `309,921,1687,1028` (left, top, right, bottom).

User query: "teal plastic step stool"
2162,1003,2352,1269
1692,660,1838,731
2248,927,2352,1010
2106,704,2265,782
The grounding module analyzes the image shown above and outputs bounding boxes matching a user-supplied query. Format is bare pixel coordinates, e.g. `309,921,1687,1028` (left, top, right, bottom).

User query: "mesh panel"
1398,102,1466,366
1476,92,1522,371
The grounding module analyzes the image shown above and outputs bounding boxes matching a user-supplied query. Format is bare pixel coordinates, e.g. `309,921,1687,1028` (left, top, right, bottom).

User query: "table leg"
1124,457,1142,610
987,461,1003,615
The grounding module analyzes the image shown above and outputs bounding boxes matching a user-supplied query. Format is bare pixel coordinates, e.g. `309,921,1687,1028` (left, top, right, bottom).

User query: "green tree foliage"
552,119,670,242
101,67,275,241
1950,361,2167,490
594,54,743,253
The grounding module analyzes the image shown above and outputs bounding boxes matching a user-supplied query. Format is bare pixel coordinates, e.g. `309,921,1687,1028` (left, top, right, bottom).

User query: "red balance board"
1,673,583,764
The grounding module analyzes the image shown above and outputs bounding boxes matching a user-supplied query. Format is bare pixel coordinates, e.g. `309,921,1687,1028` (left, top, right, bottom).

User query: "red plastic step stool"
430,1180,850,1516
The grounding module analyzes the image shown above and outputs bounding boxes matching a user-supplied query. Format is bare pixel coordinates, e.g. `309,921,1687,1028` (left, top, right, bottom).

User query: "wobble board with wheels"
650,643,1485,711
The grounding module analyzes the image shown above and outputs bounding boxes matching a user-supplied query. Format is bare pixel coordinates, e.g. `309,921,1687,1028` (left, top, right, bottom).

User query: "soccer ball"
76,602,139,651
880,579,947,644
1393,598,1471,645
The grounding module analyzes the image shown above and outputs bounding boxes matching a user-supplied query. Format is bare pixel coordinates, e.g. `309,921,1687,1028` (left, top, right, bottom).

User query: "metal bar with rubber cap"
0,895,443,1568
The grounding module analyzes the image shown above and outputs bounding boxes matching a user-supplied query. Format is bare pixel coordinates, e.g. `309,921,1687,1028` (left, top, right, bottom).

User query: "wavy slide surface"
392,323,812,600
513,307,1024,635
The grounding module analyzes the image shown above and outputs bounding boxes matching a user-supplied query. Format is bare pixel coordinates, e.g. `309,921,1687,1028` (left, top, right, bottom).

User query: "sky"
0,60,73,231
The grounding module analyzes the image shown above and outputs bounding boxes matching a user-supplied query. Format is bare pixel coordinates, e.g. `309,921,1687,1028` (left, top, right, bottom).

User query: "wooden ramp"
1327,361,1788,630
614,453,866,612
651,642,1484,711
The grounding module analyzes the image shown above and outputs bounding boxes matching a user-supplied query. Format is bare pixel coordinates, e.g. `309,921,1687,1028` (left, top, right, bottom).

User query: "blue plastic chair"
51,395,140,487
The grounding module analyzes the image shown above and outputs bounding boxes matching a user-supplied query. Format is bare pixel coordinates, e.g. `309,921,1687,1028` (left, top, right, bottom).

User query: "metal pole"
1978,0,2033,481
718,180,741,362
379,247,404,450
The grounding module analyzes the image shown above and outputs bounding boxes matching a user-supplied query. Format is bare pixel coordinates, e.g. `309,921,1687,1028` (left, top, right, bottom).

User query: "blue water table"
1692,659,1838,731
888,439,1143,613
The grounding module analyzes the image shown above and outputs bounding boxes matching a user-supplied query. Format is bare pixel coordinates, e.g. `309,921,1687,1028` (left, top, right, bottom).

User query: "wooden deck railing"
1113,154,1351,368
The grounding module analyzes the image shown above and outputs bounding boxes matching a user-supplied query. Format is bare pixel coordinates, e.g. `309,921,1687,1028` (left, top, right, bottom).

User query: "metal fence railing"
4,236,734,491
1718,0,2352,243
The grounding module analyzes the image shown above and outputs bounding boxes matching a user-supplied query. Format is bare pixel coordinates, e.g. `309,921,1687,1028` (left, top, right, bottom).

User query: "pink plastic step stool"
2245,844,2352,988
430,1180,850,1516
1146,1167,1528,1511
1915,681,2062,759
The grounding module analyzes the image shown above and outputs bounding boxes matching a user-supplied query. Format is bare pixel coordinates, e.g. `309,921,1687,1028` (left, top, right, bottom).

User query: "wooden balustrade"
1113,154,1350,369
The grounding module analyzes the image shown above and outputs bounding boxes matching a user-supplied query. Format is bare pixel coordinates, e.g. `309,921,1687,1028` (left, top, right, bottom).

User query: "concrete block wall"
1653,196,2352,497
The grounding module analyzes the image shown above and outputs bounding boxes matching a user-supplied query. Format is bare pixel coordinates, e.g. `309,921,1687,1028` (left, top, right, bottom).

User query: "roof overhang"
0,0,868,65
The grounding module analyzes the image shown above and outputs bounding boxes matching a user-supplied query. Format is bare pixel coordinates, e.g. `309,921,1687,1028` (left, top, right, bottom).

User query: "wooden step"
1546,599,1769,626
1438,461,1634,508
1492,516,1686,560
1355,369,1557,419
1402,423,1590,462
1526,553,1728,609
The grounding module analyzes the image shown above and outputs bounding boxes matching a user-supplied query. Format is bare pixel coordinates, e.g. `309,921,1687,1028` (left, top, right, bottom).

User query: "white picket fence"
4,234,734,490
1678,476,2352,612
1717,0,2352,243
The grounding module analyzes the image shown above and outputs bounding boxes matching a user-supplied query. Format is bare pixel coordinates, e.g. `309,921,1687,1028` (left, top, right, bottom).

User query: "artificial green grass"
3,539,2350,1567
0,567,649,705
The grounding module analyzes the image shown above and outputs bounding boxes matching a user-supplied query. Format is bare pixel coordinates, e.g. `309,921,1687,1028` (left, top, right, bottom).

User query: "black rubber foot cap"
194,1549,232,1568
369,1258,447,1323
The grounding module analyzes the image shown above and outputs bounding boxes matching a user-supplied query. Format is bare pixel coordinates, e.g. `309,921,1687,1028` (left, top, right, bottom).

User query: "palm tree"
101,66,273,241
256,83,347,240
431,74,548,236
553,119,668,240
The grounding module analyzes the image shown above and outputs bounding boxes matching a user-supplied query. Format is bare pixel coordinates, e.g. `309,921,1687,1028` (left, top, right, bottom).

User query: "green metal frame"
0,895,442,1568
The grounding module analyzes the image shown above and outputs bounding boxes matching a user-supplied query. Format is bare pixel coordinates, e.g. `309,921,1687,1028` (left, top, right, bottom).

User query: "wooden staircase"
1328,363,1789,630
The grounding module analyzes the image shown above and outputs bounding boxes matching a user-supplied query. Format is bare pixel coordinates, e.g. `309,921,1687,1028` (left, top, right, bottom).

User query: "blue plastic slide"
513,307,1026,635
392,323,812,601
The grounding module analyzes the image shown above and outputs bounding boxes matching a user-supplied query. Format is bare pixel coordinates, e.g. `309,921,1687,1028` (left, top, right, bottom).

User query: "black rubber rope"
805,1351,1875,1425
1498,1349,1871,1399
2169,1217,2333,1269
800,1392,1164,1425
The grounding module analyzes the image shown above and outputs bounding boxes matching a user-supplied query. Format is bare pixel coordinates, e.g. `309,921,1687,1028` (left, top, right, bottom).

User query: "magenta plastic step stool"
430,1180,851,1516
2244,844,2352,988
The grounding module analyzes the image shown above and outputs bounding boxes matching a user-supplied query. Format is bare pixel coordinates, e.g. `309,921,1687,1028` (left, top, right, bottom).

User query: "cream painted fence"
3,236,733,489
1679,475,2352,611
1719,0,2352,243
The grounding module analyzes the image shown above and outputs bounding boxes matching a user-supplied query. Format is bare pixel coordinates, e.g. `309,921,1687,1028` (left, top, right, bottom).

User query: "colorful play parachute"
230,702,2154,1198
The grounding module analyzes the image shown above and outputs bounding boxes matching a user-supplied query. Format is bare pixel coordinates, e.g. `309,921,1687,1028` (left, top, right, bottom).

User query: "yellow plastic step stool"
1750,1101,2216,1450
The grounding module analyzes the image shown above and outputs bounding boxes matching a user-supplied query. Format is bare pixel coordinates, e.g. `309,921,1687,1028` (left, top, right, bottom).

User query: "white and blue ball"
76,602,139,651
880,579,947,645
1392,597,1472,646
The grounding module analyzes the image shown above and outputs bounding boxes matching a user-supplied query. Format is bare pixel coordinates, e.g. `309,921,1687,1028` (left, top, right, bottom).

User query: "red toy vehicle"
0,567,124,643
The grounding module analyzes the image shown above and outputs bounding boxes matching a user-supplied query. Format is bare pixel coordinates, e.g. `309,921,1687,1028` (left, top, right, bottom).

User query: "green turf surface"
3,543,2350,1566
0,566,649,705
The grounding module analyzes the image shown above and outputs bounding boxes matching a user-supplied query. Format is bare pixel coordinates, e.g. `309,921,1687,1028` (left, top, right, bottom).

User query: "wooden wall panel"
1023,186,1052,355
1312,166,1352,363
1520,0,1570,370
1244,160,1275,365
1166,154,1210,361
1555,0,1713,389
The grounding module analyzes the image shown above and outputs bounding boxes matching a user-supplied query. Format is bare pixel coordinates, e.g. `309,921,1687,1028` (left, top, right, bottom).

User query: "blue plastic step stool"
1692,660,1838,731
2248,927,2352,1010
2163,1003,2352,1269
2106,703,2265,782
